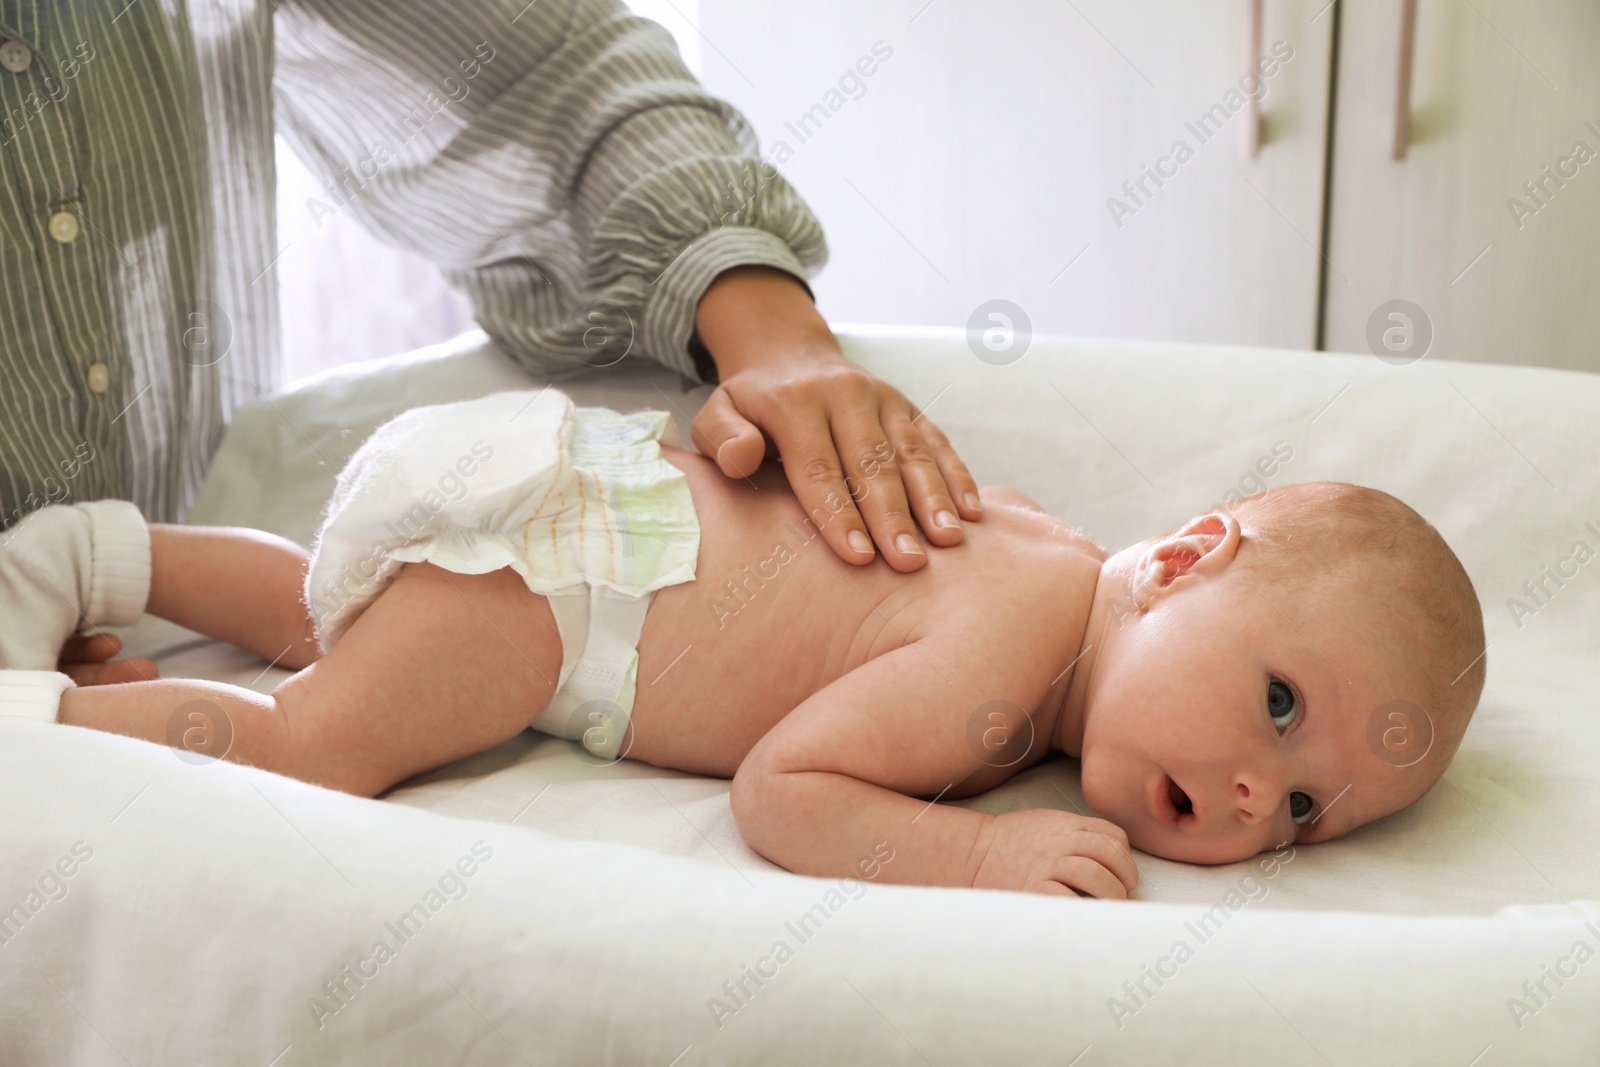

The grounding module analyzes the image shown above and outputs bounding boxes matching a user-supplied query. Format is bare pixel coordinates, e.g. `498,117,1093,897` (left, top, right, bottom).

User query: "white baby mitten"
0,500,151,671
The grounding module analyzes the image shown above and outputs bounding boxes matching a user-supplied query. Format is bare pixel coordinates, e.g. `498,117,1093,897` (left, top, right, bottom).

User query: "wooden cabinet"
696,0,1599,370
1322,0,1600,371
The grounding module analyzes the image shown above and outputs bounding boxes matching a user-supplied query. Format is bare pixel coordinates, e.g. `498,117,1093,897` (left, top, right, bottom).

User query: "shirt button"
0,40,31,74
86,362,110,394
48,210,79,244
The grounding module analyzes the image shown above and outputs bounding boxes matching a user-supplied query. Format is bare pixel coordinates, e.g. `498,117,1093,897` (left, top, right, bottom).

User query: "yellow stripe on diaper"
560,406,700,594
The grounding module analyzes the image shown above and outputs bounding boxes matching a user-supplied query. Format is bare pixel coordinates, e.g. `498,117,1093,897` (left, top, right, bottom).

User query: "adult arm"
272,0,979,569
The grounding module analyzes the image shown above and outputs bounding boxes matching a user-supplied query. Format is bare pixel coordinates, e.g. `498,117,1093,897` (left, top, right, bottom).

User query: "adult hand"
57,633,158,686
689,265,982,573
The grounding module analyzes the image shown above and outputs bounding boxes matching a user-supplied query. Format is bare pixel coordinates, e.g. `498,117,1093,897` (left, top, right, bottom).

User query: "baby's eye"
1266,677,1298,730
1290,791,1316,825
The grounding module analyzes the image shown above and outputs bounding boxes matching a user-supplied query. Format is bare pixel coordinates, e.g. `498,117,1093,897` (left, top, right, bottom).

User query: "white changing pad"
3,327,1597,1063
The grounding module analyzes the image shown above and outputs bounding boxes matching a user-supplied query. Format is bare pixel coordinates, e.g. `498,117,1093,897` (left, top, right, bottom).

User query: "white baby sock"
0,500,151,672
0,669,77,723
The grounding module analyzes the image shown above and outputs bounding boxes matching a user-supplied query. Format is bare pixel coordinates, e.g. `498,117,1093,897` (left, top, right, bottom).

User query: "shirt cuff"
644,226,816,385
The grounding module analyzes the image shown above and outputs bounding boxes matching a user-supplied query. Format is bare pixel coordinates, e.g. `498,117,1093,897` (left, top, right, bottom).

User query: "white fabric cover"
3,328,1597,1063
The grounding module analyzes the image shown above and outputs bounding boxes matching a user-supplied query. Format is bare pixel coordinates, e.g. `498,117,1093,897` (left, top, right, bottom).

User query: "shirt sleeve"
272,0,829,384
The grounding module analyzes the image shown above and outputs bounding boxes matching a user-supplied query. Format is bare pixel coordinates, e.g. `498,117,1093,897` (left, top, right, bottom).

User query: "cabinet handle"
1244,0,1263,159
1392,0,1418,159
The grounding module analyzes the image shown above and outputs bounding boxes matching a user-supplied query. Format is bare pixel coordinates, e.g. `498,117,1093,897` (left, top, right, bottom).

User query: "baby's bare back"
620,446,1104,780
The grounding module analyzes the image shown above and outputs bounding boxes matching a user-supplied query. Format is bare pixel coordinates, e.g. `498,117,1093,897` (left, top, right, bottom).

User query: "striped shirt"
0,0,828,527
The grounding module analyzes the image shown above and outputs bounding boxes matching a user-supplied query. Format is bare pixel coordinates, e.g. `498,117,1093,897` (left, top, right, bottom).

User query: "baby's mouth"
1167,776,1194,818
1164,771,1203,825
1150,770,1198,827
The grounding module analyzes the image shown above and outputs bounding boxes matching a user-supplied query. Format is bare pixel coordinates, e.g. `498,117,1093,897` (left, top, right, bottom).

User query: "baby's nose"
1230,771,1282,825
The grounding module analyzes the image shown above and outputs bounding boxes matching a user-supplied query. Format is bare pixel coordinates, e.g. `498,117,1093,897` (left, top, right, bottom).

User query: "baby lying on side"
0,389,1486,898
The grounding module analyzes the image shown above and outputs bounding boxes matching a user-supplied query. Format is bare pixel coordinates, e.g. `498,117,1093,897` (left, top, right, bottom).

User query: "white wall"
691,0,1337,351
622,0,702,73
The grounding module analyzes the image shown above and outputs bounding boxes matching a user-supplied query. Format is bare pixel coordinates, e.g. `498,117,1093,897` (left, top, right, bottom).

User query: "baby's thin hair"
1218,481,1486,787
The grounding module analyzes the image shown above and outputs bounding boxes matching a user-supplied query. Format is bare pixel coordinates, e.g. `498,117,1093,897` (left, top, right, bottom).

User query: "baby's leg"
59,562,562,796
146,524,321,670
0,502,318,676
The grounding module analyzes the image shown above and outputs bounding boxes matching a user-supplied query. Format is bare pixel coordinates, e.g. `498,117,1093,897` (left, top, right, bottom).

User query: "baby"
0,388,1486,899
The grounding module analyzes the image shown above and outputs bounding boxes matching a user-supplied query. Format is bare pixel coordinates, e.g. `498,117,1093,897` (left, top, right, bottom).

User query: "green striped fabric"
0,0,827,527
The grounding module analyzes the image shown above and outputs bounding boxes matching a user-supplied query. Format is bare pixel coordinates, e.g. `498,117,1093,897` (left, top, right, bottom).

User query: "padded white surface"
3,327,1598,1063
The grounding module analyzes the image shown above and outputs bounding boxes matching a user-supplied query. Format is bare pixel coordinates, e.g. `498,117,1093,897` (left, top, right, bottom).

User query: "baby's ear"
1136,513,1242,595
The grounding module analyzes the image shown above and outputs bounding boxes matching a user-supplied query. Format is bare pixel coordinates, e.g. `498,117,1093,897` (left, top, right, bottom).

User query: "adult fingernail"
848,530,872,555
962,491,981,511
934,509,959,529
895,533,923,555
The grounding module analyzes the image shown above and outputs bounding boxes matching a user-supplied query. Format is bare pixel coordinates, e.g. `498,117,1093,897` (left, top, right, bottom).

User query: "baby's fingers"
1051,856,1130,900
1077,824,1141,895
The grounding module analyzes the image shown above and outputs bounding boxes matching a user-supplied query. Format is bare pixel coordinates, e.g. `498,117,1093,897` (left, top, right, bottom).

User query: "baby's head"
1075,481,1484,864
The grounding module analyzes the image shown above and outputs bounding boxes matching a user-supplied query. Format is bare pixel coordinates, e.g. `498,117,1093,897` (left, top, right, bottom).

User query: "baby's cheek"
1077,750,1114,815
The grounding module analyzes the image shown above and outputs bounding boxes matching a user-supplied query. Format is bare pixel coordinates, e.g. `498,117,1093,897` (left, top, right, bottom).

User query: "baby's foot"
0,501,150,671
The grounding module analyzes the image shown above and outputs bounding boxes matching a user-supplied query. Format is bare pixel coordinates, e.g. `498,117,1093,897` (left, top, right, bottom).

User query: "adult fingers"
880,409,966,549
59,657,159,687
689,386,769,479
59,632,120,664
908,408,984,521
699,377,881,567
766,406,880,566
831,411,928,572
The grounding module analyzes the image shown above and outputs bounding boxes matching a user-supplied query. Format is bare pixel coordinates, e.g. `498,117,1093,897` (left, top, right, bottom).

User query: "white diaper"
304,388,700,760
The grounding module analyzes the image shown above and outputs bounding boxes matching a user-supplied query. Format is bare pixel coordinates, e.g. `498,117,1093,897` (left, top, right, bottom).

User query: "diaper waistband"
514,399,700,598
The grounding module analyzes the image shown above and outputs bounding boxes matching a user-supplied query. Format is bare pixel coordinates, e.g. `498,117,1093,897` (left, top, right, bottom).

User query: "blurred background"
277,0,1600,383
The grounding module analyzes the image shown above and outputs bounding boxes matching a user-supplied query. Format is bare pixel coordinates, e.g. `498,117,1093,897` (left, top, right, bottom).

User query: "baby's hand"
971,808,1140,899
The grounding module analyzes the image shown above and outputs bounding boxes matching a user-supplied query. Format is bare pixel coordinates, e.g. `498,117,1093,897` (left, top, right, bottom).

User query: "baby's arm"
730,616,1138,898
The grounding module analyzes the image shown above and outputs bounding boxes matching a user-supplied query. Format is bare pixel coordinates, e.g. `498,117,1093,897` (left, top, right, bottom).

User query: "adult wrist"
644,227,813,382
694,265,838,380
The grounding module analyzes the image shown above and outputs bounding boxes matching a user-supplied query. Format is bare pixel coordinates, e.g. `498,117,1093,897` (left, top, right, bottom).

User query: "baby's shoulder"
972,485,1108,565
917,507,1100,654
